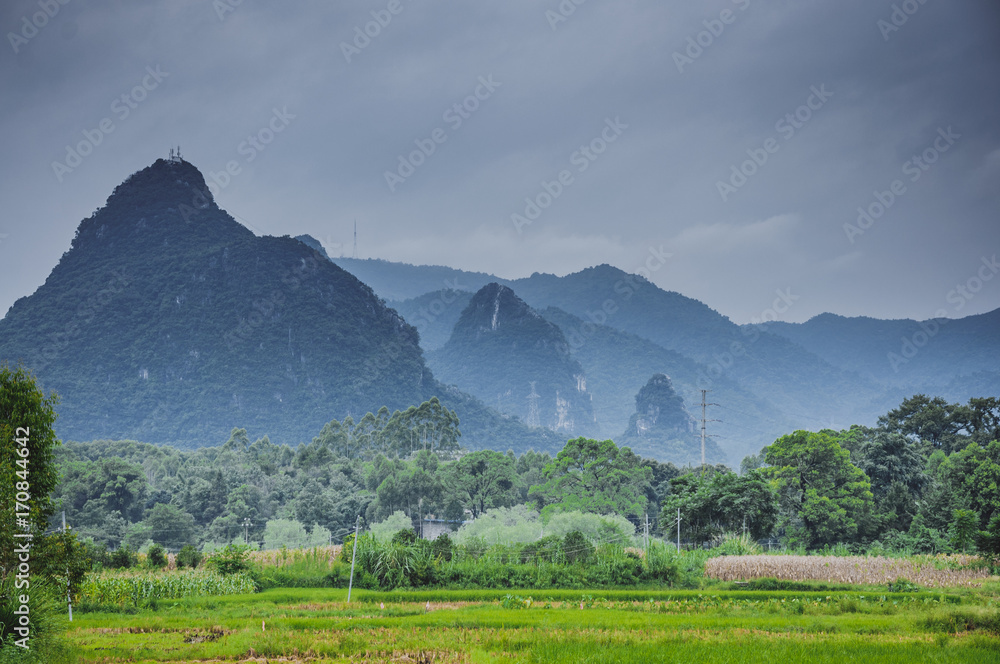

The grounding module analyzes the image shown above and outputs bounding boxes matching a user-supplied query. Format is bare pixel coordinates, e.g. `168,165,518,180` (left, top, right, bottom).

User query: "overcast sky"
2,0,998,324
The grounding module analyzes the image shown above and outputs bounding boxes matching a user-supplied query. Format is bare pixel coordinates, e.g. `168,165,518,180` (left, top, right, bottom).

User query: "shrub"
108,547,138,570
146,544,167,569
391,528,418,547
369,511,413,543
454,506,542,545
563,531,594,565
543,511,636,545
175,544,203,569
432,533,454,561
206,544,255,576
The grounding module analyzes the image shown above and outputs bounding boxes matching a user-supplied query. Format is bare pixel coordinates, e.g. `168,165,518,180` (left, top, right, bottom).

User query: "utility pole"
347,515,361,602
242,517,253,545
63,511,72,622
643,513,649,555
699,390,720,473
676,508,681,553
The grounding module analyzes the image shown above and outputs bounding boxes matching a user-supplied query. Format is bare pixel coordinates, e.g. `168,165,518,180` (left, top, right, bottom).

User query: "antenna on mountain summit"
168,146,182,163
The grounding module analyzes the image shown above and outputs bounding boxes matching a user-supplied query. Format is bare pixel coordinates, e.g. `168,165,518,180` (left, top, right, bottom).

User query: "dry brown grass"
704,554,993,588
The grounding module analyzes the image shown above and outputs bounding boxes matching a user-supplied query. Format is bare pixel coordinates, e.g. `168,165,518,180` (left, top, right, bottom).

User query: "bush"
108,547,138,570
563,531,594,565
146,544,167,569
432,533,454,562
391,528,418,547
206,544,255,576
369,512,413,543
454,506,541,545
543,511,636,545
0,577,73,663
175,545,203,569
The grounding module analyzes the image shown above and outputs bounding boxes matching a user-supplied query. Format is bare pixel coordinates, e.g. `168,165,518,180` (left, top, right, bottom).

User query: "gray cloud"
1,0,998,324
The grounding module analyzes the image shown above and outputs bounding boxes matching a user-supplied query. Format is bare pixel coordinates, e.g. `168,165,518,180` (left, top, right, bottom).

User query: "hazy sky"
2,0,998,324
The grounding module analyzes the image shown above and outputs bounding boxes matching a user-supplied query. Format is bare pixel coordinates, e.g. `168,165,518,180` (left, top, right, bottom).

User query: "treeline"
53,394,1000,560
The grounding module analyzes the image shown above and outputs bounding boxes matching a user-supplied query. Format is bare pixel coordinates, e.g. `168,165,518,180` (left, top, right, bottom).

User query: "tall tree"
763,430,875,548
449,450,517,518
531,438,651,519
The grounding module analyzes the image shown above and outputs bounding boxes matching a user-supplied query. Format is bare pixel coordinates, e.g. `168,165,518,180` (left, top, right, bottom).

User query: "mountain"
329,258,998,461
330,257,503,302
765,311,1000,391
537,307,788,461
428,284,597,436
618,374,721,464
0,159,554,452
389,289,474,352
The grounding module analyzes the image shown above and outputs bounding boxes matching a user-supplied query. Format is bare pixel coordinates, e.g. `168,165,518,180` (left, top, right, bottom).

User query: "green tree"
660,468,777,545
878,395,969,453
950,509,978,553
450,449,517,518
763,430,875,548
531,438,651,519
144,503,196,550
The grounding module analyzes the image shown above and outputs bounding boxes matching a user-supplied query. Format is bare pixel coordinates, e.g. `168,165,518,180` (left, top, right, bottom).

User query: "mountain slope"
428,284,597,436
618,373,721,464
0,160,555,453
766,311,1000,389
538,307,789,461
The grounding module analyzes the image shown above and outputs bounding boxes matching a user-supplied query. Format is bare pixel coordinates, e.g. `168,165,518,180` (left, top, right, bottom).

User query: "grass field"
65,586,1000,663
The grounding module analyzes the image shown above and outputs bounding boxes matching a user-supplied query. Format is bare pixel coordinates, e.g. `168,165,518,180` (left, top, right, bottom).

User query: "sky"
1,0,999,325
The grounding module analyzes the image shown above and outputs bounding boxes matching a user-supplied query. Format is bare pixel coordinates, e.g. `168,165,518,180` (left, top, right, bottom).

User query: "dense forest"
53,393,1000,558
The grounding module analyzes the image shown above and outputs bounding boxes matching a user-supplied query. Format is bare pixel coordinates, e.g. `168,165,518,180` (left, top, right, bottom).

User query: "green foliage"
108,547,138,570
660,468,777,545
449,449,517,518
145,543,167,569
0,577,73,663
175,545,203,569
562,531,594,564
542,511,635,545
764,430,875,548
205,544,255,576
262,519,330,550
369,511,413,543
454,505,542,545
532,438,652,519
711,532,763,556
949,509,978,553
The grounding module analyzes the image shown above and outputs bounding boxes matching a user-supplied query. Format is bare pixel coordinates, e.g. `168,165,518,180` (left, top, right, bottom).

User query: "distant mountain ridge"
428,284,597,437
320,249,999,463
0,161,554,452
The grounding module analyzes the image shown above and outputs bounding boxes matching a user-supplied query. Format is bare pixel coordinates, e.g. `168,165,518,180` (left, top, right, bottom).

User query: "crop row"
79,569,256,605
